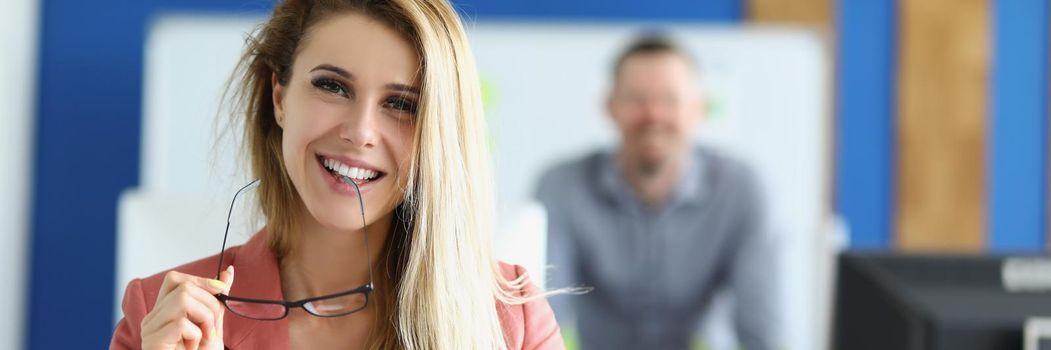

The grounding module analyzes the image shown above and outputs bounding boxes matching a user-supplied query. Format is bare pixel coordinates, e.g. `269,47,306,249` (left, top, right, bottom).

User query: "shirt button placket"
642,215,662,343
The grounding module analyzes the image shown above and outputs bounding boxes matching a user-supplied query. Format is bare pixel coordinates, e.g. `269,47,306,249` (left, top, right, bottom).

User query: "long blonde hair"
228,0,533,348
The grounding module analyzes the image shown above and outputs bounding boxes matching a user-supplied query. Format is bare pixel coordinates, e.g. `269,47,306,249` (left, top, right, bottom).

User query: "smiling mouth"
317,155,386,185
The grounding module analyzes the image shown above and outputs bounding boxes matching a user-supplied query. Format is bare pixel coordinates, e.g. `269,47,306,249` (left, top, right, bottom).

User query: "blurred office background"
2,0,1050,349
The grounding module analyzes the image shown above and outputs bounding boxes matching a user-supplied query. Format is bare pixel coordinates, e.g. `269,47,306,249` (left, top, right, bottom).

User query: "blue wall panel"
836,0,898,249
29,1,146,348
989,0,1049,252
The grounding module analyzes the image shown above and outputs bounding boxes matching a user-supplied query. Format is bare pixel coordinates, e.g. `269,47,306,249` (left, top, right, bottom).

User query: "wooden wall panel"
747,0,832,26
895,0,989,251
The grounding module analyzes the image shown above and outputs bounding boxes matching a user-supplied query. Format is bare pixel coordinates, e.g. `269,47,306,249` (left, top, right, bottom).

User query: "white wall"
0,0,39,348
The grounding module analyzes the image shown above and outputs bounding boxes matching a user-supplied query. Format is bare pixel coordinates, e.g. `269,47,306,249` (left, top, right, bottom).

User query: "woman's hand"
140,266,235,350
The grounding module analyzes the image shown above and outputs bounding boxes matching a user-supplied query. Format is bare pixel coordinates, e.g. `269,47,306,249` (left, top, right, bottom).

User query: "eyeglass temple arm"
338,175,375,288
213,177,372,286
216,179,262,279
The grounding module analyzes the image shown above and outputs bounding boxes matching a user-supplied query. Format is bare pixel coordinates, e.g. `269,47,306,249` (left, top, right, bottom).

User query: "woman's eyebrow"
310,63,417,94
309,63,354,80
387,83,420,94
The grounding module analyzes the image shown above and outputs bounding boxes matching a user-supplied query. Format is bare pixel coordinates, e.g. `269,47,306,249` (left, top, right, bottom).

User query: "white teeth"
322,157,379,180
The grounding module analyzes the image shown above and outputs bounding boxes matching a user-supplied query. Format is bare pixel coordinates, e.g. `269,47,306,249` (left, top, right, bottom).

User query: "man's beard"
634,155,665,179
629,127,680,178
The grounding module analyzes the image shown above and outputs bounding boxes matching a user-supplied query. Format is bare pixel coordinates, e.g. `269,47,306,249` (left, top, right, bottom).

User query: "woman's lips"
317,155,382,196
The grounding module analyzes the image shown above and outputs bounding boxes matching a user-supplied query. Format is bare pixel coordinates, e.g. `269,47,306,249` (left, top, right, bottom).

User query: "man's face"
608,52,702,171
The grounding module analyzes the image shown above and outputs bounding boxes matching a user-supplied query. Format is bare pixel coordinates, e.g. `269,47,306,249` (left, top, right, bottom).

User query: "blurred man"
536,35,781,350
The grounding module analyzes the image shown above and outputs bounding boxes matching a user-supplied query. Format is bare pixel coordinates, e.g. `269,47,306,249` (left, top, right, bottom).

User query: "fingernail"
226,265,234,274
208,279,228,290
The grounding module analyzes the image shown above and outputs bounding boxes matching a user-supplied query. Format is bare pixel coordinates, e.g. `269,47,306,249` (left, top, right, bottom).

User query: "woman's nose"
339,104,379,148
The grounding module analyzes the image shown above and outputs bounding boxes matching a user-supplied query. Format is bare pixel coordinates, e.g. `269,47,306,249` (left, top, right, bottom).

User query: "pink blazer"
110,231,565,349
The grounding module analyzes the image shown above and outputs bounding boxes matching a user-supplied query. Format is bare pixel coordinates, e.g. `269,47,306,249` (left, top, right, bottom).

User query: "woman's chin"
312,221,364,234
304,198,395,232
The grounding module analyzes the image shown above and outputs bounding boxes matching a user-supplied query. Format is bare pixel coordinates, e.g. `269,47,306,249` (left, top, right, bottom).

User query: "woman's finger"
177,318,203,350
156,271,228,307
220,265,235,291
178,282,226,344
148,285,219,343
214,265,235,344
143,270,232,349
142,316,201,350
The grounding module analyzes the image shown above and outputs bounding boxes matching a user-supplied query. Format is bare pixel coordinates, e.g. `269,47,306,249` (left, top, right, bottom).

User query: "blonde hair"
228,0,535,348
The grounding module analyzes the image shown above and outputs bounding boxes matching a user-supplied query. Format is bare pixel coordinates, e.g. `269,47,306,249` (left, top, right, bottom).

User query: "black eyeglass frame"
213,178,375,320
216,283,373,320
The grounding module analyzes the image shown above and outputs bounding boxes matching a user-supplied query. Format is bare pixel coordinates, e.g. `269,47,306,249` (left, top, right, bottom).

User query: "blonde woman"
109,0,563,349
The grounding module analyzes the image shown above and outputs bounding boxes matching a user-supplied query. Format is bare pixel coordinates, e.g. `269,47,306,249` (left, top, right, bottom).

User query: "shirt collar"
673,149,705,205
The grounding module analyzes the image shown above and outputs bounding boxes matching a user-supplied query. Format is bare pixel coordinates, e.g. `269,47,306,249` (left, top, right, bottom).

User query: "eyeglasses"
213,178,375,320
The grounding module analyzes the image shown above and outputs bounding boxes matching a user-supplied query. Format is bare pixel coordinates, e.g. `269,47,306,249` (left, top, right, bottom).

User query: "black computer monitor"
833,253,1051,350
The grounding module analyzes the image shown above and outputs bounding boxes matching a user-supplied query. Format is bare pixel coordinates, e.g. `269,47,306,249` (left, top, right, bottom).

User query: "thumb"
219,265,235,290
212,265,234,350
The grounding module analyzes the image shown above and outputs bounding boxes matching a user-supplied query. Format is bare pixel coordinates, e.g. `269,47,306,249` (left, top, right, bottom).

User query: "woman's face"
273,12,418,231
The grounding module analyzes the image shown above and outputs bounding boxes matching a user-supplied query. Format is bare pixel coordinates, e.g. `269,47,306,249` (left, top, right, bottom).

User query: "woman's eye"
312,78,347,97
384,96,418,114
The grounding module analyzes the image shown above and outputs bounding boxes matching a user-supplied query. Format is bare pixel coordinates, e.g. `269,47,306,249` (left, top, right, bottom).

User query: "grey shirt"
536,146,781,350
